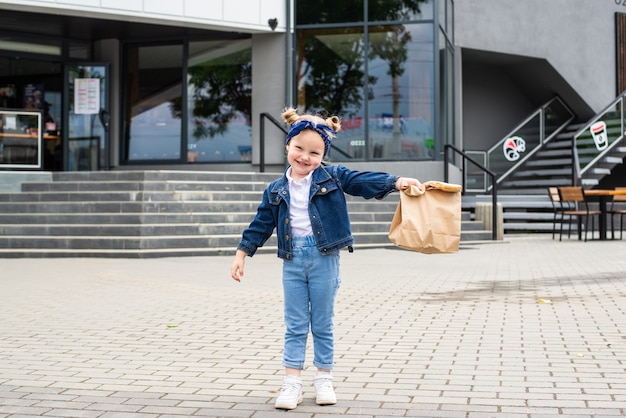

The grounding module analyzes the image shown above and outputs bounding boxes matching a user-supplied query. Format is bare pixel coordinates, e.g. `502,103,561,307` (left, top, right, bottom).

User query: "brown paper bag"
388,181,462,254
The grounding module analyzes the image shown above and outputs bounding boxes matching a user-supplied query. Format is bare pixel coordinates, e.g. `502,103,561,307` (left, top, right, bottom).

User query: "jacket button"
286,235,289,240
321,187,327,193
285,219,289,224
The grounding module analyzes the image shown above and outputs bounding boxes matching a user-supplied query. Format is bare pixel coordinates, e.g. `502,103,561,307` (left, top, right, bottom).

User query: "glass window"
296,27,367,158
367,23,434,160
368,0,433,22
67,65,108,171
185,39,252,163
296,23,434,161
296,0,364,25
124,43,183,161
295,0,449,162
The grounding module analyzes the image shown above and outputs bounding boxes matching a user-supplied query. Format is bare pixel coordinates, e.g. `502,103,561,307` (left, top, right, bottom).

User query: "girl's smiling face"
286,129,325,180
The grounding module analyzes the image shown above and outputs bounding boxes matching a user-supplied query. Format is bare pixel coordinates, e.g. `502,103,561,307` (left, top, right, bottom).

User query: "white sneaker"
314,371,337,405
275,375,303,410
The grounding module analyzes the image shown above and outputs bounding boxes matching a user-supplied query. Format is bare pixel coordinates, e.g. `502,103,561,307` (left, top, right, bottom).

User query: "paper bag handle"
401,181,462,197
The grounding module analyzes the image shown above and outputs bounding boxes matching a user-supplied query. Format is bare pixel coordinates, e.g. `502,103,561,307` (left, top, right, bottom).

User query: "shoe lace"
280,379,301,396
314,377,333,392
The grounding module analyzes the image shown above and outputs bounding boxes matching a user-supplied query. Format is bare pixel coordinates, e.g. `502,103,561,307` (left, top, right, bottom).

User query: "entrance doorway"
0,57,110,171
66,63,110,170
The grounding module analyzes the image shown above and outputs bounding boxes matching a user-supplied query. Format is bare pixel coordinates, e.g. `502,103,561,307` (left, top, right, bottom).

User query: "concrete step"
464,193,557,234
0,169,495,258
21,180,269,193
0,171,53,192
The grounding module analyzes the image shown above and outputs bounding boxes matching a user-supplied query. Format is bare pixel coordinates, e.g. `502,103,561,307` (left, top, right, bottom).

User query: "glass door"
64,63,110,171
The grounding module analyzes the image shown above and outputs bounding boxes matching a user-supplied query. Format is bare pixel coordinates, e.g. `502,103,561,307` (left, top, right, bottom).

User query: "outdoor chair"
547,187,564,240
609,187,626,240
557,186,601,241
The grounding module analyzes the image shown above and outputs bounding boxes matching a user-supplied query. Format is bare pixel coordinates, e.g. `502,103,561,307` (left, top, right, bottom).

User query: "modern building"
456,0,626,191
0,0,624,189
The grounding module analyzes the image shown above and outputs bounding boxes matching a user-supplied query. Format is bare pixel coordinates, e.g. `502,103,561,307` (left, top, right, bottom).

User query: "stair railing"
572,90,626,183
259,112,288,172
444,144,499,241
259,112,353,172
466,97,574,192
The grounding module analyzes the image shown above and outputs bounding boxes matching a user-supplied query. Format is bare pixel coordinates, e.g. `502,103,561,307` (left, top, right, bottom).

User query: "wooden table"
584,189,626,240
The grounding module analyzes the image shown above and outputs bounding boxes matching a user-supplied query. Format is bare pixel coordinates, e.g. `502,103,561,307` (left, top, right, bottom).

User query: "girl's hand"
231,249,247,282
395,177,423,191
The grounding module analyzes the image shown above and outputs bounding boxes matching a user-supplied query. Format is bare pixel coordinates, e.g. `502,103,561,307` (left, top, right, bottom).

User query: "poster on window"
74,78,100,115
24,83,44,110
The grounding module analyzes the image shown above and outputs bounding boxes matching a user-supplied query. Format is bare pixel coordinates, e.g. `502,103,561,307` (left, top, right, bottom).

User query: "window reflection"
125,44,183,161
296,28,368,158
296,0,433,25
368,0,433,21
124,39,252,163
185,39,252,163
368,24,434,160
297,0,364,25
296,22,434,161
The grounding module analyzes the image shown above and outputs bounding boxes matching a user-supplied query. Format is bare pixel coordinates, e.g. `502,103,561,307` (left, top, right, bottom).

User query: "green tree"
171,48,251,140
296,0,427,118
369,26,411,143
298,30,375,117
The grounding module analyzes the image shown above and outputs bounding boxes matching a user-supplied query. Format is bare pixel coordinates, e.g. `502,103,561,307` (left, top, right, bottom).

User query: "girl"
230,107,422,410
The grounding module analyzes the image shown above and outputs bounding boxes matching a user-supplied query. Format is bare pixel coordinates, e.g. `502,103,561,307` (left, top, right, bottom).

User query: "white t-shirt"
286,168,313,237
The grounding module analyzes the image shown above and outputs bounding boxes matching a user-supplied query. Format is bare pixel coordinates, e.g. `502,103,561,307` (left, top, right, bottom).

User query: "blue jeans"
282,235,341,370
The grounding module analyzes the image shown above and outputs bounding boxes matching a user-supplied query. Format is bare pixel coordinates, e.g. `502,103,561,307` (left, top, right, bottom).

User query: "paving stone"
1,236,626,416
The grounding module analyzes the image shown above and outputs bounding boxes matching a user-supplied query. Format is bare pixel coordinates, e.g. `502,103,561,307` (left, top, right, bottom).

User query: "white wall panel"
223,0,261,26
143,1,184,17
185,0,223,20
100,0,142,12
0,0,286,32
455,0,621,112
57,0,100,6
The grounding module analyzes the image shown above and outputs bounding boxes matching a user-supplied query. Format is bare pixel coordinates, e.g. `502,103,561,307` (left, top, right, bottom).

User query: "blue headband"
285,120,336,155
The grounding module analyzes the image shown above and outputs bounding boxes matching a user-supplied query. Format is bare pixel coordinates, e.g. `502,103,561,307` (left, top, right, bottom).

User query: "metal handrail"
572,90,626,183
488,97,574,188
444,144,499,241
259,112,353,171
259,112,288,173
461,97,573,192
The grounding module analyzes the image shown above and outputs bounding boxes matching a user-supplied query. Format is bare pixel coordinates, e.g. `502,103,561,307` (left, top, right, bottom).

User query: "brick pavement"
1,235,626,417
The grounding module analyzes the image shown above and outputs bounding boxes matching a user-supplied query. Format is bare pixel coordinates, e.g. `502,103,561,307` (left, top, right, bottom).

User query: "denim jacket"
237,164,399,260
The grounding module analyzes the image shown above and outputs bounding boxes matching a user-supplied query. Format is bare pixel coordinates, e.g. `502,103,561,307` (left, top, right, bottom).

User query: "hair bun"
281,107,341,132
281,107,300,125
326,115,342,132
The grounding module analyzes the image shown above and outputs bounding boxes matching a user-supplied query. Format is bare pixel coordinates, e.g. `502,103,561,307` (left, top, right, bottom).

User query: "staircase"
0,170,491,258
499,123,581,193
461,124,578,234
580,140,626,188
470,121,626,234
